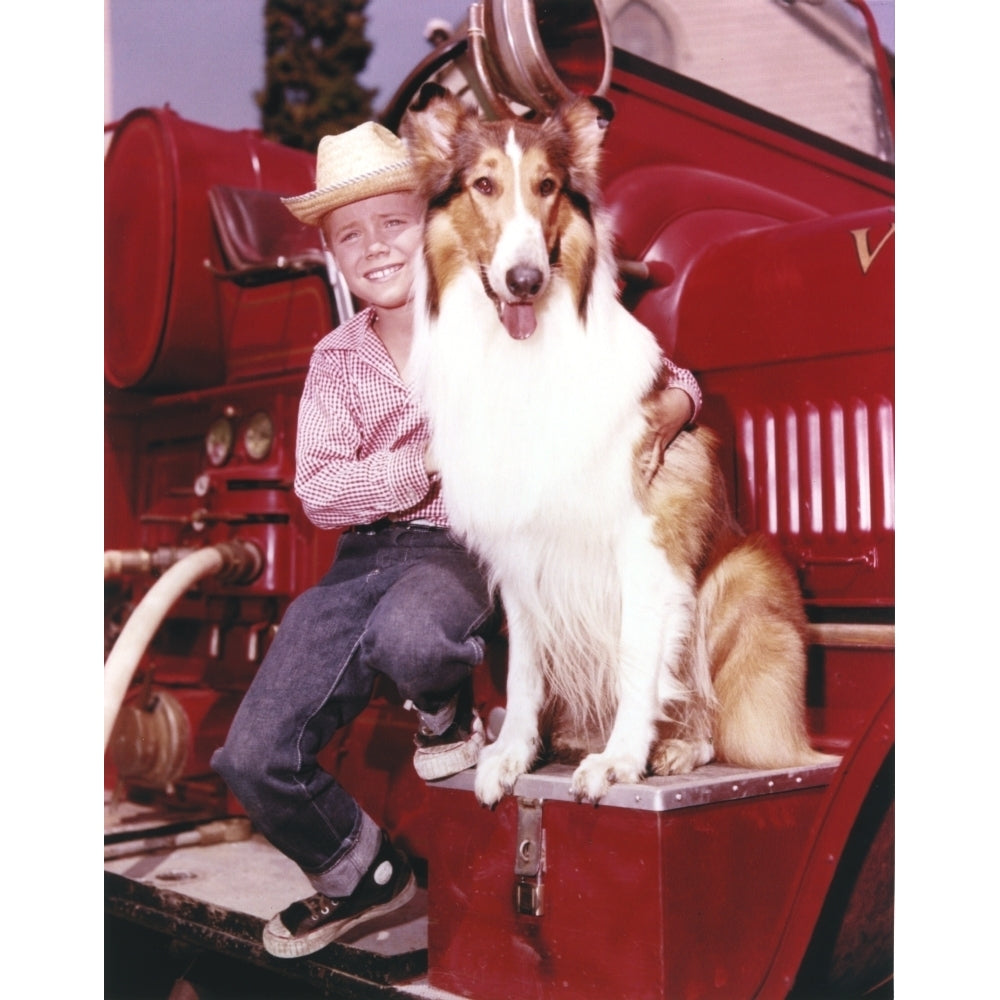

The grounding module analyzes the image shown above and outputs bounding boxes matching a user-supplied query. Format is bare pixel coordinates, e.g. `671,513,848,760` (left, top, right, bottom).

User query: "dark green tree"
257,0,377,151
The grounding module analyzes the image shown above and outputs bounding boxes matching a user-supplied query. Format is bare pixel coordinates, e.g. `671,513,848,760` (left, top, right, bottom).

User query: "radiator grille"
737,395,894,543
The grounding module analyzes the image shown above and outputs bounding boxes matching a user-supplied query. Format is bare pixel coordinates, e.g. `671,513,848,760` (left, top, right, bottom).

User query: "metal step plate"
430,759,841,811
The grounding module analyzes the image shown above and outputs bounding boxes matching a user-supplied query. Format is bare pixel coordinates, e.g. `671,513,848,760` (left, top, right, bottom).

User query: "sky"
105,0,894,131
106,0,476,129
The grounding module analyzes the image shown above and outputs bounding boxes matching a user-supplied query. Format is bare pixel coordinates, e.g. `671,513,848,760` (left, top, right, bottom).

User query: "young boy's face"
322,191,424,311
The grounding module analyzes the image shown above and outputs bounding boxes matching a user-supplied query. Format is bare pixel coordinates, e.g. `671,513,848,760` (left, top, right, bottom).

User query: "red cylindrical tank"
104,107,316,391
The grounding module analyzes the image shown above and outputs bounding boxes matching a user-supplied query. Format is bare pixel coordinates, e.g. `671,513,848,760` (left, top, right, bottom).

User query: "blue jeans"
211,524,495,897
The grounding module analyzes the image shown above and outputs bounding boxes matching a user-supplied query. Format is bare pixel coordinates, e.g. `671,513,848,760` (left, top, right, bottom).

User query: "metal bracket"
513,797,544,917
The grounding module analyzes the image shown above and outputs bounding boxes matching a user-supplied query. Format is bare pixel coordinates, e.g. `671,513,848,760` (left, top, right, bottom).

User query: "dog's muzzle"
498,265,544,340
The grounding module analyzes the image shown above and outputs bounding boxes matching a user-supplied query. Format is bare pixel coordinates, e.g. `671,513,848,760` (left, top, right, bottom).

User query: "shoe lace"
304,893,337,919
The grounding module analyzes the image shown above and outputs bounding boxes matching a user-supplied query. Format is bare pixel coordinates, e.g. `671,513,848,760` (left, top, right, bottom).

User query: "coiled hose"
104,542,262,750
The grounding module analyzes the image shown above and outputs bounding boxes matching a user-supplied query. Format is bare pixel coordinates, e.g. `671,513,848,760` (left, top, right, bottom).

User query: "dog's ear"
409,81,449,114
546,96,614,203
401,85,477,199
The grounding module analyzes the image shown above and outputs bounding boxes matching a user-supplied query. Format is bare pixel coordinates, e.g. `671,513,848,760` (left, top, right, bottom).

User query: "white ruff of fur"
412,212,667,734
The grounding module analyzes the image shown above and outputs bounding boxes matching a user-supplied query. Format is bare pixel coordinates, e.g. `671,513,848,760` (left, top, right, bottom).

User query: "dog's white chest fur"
413,265,659,539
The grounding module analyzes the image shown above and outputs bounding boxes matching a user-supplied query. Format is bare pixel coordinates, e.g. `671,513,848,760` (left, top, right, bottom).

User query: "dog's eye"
473,177,494,196
538,178,557,197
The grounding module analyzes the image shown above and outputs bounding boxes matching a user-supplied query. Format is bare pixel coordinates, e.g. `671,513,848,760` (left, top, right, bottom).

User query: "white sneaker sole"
413,716,485,781
262,874,417,959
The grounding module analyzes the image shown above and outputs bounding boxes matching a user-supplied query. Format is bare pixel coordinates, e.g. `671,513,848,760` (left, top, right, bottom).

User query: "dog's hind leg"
569,514,696,802
649,620,716,775
474,594,546,807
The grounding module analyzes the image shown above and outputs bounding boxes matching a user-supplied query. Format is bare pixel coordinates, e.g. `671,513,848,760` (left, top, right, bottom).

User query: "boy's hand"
639,386,693,485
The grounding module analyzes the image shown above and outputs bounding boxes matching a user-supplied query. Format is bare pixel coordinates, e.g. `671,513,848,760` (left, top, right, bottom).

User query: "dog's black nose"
506,265,544,299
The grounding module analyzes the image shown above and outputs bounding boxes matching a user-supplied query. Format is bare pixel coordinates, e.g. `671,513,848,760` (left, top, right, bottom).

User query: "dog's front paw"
570,752,645,804
649,738,714,775
474,740,535,807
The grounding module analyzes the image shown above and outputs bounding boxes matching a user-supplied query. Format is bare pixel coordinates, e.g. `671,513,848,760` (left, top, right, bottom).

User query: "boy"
212,121,702,960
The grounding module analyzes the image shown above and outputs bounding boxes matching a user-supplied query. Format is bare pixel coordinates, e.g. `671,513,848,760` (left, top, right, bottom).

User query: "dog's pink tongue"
501,302,537,340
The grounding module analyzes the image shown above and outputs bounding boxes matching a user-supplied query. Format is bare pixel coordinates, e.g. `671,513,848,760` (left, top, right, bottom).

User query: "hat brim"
281,161,419,226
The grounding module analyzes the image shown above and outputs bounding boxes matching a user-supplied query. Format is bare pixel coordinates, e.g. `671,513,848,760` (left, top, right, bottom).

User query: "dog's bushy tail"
700,536,836,769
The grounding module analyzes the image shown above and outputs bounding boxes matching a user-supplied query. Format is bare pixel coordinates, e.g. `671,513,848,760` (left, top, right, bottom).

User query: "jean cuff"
307,810,382,898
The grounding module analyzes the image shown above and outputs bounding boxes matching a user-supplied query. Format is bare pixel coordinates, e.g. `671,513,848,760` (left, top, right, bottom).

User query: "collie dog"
401,86,829,806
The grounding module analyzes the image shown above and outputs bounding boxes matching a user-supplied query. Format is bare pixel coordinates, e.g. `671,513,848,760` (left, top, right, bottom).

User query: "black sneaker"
412,684,485,781
262,833,416,959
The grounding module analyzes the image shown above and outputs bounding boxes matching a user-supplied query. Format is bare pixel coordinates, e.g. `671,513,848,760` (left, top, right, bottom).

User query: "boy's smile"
365,263,405,283
324,191,424,311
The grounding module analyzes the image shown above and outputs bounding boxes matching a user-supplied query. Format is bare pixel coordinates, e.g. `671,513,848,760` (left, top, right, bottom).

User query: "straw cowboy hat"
281,122,418,226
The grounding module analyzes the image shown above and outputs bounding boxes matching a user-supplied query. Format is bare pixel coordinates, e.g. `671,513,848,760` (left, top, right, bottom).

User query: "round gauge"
205,416,234,466
244,411,274,461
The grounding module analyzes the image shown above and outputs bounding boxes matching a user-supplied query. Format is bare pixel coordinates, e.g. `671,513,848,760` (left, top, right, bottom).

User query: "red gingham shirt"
295,308,445,529
294,307,702,530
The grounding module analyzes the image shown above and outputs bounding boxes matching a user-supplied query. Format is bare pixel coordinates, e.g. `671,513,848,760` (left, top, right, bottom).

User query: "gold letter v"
850,222,895,275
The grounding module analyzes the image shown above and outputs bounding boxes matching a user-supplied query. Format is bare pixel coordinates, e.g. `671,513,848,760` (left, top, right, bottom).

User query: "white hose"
104,547,225,751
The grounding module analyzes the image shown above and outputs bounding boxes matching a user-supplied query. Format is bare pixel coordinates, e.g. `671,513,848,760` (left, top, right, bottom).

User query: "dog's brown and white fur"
402,87,829,806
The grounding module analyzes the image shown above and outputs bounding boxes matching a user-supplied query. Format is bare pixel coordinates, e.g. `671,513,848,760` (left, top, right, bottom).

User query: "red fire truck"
104,2,894,997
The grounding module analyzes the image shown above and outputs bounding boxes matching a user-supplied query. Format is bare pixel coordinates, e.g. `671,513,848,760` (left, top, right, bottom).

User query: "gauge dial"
244,411,274,461
205,416,234,466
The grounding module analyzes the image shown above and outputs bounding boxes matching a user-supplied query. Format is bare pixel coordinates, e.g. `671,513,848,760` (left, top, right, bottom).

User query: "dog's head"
401,84,613,338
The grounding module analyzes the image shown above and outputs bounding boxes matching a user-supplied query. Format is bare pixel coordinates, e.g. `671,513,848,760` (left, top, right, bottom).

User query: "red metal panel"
221,275,332,382
671,207,895,372
808,645,894,751
427,783,831,999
